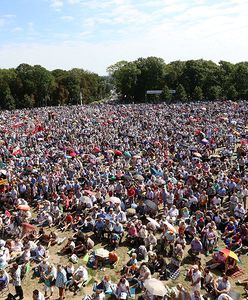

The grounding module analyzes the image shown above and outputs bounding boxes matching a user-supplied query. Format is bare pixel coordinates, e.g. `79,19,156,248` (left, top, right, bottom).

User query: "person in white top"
217,293,233,300
191,265,202,292
33,289,45,300
167,205,179,223
68,266,88,295
234,203,246,219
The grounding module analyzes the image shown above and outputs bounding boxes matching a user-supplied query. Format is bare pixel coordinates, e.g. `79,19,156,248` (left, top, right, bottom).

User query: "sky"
0,0,248,75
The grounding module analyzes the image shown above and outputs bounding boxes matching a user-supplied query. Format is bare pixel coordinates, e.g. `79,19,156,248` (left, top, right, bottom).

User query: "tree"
226,85,238,100
176,84,187,101
207,85,222,100
134,57,166,100
192,86,203,100
108,61,141,99
0,79,15,110
161,85,172,101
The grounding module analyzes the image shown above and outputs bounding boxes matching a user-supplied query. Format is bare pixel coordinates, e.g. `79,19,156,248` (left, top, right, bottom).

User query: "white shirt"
192,270,202,292
217,294,233,300
75,266,88,281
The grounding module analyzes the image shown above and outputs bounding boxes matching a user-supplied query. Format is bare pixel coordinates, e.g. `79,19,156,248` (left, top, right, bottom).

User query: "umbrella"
106,149,115,154
94,248,109,258
143,278,167,297
123,174,133,181
124,151,132,158
163,220,177,233
201,138,209,144
69,152,77,157
115,150,123,156
134,174,144,181
192,152,202,158
0,170,7,177
108,196,121,204
133,155,141,159
240,139,247,145
22,223,36,232
144,200,158,212
80,196,92,204
126,208,136,217
83,190,96,196
146,217,160,228
220,249,239,262
93,147,101,153
155,178,165,185
209,154,221,159
17,205,30,211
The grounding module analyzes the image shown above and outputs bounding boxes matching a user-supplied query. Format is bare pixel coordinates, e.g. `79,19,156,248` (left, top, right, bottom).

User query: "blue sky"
0,0,248,74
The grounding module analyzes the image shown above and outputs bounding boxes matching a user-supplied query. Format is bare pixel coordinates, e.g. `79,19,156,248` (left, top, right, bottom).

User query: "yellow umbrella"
220,248,239,261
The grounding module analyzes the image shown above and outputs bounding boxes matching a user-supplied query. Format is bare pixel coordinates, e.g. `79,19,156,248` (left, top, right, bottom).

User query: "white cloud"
61,15,74,21
50,0,63,10
12,27,23,32
1,0,248,74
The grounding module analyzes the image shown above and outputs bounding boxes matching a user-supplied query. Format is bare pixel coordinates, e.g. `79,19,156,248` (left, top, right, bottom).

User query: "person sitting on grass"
124,253,138,276
116,276,131,300
67,266,88,295
213,274,231,297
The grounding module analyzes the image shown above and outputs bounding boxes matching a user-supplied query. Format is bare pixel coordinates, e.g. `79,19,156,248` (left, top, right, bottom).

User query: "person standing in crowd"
11,263,23,300
55,264,67,300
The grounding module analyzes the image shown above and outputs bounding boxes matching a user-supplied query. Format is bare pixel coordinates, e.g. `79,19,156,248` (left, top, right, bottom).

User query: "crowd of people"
0,100,247,300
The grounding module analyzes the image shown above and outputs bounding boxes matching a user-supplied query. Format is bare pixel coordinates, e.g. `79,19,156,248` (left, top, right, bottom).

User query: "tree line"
107,57,248,102
0,64,112,110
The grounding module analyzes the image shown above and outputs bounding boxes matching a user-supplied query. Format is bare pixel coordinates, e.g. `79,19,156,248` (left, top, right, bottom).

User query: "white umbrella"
146,217,160,228
143,278,167,297
94,248,109,258
163,220,177,233
80,196,92,204
108,196,121,204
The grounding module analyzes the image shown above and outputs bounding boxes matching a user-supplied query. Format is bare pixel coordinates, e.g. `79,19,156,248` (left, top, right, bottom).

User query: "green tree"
176,84,187,101
226,85,238,100
161,85,172,101
0,79,15,110
192,86,203,100
207,85,222,100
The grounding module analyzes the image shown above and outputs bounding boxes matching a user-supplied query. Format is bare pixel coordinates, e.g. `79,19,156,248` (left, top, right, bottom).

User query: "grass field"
4,220,247,300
